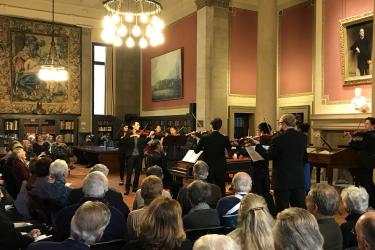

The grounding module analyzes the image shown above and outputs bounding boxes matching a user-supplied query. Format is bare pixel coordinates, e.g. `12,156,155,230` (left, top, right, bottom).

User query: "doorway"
234,113,253,139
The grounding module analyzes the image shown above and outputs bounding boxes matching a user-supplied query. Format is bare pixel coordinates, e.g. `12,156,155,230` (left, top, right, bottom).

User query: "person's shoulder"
124,239,143,250
178,239,193,250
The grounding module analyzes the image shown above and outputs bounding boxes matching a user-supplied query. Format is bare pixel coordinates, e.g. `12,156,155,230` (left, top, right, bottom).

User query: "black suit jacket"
27,239,90,250
122,134,149,158
194,131,231,178
67,188,130,220
349,130,375,169
54,198,127,242
256,128,307,190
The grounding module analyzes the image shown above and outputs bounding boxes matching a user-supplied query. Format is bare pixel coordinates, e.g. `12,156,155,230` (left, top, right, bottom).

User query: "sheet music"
182,150,203,163
245,146,264,162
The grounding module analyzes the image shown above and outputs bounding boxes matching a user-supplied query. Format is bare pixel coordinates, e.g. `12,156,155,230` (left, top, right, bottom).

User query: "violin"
343,130,366,138
186,130,210,138
135,130,151,136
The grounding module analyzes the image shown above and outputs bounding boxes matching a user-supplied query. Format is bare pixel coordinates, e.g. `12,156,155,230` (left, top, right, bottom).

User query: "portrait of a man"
350,27,372,76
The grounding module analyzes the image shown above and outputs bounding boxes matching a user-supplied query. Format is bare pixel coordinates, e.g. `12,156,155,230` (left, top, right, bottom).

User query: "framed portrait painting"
151,48,183,101
0,15,81,114
340,12,373,85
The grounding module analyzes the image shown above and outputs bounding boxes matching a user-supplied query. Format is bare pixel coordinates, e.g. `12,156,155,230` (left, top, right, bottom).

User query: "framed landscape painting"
151,48,183,101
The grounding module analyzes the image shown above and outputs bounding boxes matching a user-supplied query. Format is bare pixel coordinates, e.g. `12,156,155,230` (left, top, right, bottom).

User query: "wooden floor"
66,164,348,224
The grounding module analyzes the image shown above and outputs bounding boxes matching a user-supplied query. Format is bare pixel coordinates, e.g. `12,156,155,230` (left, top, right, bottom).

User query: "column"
195,0,230,133
255,0,277,129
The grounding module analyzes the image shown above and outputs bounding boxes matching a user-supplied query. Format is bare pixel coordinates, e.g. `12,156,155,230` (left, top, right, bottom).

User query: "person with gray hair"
54,172,127,242
252,113,307,212
183,180,220,230
216,172,252,227
49,159,71,206
355,211,375,250
133,165,172,210
177,160,222,215
340,186,370,249
68,164,130,219
193,234,240,250
306,183,342,250
28,201,111,249
273,207,324,250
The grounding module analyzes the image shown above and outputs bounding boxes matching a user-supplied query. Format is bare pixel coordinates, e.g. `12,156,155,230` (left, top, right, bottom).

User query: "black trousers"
208,170,225,196
274,188,306,213
119,154,128,181
350,167,375,208
126,156,142,191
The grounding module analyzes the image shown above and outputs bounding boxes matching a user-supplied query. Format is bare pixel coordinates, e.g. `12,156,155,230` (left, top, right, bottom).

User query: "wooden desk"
307,147,360,184
73,146,119,173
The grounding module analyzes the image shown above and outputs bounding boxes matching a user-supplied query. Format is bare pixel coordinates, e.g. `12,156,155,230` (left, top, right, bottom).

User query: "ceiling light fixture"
101,0,165,49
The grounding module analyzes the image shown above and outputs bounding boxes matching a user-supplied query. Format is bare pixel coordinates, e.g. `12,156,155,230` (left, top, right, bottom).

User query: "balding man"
216,172,252,227
355,211,375,250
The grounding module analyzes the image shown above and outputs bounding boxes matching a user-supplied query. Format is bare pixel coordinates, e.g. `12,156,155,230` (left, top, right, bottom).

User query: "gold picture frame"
340,11,373,85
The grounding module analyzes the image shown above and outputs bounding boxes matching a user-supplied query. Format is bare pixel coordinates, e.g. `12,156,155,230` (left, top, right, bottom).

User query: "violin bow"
191,113,203,128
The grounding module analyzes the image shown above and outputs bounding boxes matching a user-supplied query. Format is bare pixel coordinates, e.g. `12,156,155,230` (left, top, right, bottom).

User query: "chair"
90,239,126,250
185,226,234,242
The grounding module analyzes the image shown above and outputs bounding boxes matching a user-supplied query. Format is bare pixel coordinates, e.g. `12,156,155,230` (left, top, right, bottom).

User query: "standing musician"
123,121,151,195
117,123,130,186
252,114,307,212
345,117,375,208
194,118,231,196
152,125,164,140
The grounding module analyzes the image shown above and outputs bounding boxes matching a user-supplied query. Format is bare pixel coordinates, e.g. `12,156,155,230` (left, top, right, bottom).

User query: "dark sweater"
317,217,343,250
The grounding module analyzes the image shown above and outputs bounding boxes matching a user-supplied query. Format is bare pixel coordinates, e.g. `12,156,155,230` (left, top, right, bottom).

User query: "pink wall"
323,0,372,101
279,2,313,96
142,14,197,110
229,8,257,95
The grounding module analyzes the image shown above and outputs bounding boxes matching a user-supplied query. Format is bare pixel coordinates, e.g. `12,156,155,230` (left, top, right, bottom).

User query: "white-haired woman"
6,148,30,198
48,159,71,206
194,234,240,250
228,193,274,250
340,186,370,249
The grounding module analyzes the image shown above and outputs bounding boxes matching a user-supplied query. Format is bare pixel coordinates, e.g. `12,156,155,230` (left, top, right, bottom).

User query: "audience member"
177,161,222,215
50,135,70,164
54,171,126,242
124,197,192,250
183,180,220,230
306,183,342,250
148,139,167,171
228,193,274,250
133,165,171,210
193,234,240,250
340,186,370,249
216,172,252,227
68,164,130,219
355,211,375,250
28,201,110,250
32,134,50,157
23,139,36,160
127,175,163,239
273,207,324,250
48,159,71,207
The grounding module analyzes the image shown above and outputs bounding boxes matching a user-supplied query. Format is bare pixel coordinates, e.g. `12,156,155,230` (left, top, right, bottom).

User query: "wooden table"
72,146,120,173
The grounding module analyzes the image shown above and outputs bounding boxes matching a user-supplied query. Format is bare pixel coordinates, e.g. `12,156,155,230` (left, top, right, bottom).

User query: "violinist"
153,125,164,140
345,117,375,208
123,121,151,195
118,123,130,185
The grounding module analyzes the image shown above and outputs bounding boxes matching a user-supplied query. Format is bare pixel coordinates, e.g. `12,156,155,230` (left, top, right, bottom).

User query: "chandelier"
101,0,165,48
38,0,68,81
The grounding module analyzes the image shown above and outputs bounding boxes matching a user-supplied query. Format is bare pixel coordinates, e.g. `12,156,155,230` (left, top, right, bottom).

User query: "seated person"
273,208,324,250
54,171,127,242
177,161,221,215
355,211,375,250
340,186,369,249
148,139,167,170
193,234,240,250
50,135,71,164
32,135,50,157
68,164,130,219
124,197,192,250
306,183,342,250
228,193,274,250
183,180,220,230
128,176,163,239
216,172,251,226
23,139,36,161
27,201,110,250
48,159,71,207
133,165,171,210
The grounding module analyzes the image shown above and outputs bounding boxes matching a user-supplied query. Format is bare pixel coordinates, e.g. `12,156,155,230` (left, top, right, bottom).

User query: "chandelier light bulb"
132,24,142,37
111,13,121,24
151,16,164,30
145,25,154,38
101,28,115,43
125,14,134,23
140,14,148,23
102,15,112,27
139,37,148,48
150,36,158,47
113,36,122,47
126,36,135,48
118,24,128,37
156,32,165,45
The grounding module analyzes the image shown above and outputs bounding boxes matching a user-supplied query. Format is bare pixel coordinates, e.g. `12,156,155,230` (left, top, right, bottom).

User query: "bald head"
355,211,375,250
232,172,252,193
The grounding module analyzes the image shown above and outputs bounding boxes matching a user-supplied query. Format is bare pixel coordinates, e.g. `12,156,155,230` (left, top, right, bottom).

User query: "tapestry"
0,15,81,114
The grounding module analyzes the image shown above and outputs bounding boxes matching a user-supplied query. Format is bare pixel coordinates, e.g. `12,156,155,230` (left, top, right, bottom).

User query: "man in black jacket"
195,118,231,196
254,114,307,212
346,117,375,208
